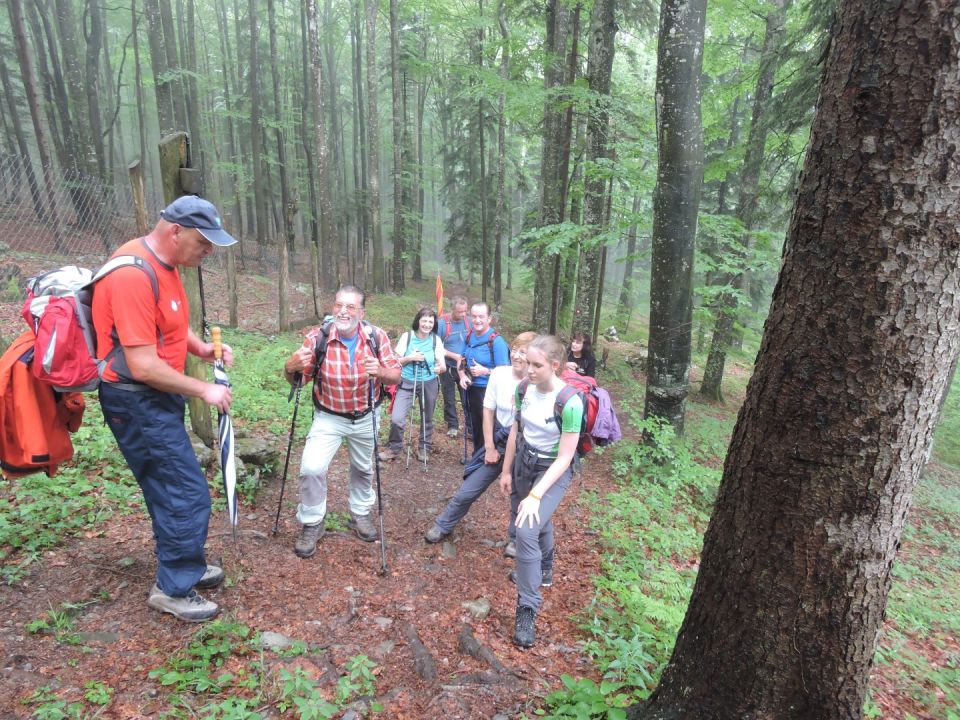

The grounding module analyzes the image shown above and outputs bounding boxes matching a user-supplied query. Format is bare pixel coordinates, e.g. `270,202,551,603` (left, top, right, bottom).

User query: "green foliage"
82,681,113,705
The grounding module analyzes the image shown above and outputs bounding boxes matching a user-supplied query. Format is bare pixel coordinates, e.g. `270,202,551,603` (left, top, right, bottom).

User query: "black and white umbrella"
211,327,238,542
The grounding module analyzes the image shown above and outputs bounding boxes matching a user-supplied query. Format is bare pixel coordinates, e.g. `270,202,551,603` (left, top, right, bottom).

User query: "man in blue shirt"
459,301,511,451
437,295,471,438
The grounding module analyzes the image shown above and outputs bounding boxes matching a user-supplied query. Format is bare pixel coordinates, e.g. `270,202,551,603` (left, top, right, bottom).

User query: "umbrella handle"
212,326,224,362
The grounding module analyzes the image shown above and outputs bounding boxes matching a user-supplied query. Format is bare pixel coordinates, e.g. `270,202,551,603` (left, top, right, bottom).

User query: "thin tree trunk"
268,0,293,329
365,0,384,292
700,0,791,402
389,0,404,292
493,0,509,307
299,0,320,265
309,0,340,290
642,0,707,434
7,0,64,250
0,34,44,221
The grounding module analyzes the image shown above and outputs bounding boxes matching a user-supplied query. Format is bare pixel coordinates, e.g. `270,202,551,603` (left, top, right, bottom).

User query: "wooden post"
158,132,215,448
128,160,149,236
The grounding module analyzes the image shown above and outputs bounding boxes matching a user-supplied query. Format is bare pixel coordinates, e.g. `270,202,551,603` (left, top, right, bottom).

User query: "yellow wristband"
529,491,542,501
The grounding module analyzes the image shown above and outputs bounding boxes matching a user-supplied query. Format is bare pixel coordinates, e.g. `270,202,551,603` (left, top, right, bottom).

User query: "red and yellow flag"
435,273,444,316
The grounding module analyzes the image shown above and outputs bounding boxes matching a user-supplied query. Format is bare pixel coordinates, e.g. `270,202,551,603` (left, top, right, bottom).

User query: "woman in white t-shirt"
499,334,583,648
379,308,446,462
424,332,537,545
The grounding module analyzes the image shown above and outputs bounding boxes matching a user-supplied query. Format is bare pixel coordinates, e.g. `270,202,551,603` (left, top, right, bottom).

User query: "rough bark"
572,0,617,340
642,0,706,434
630,0,960,717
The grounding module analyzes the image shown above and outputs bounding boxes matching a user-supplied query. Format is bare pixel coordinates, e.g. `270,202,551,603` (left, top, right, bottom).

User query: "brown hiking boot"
348,511,378,542
294,522,325,558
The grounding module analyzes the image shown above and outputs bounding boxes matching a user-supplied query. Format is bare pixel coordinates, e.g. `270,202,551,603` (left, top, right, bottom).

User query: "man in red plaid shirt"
283,285,401,557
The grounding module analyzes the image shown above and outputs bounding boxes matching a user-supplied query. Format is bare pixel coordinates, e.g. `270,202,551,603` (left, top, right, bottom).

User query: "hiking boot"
148,584,219,622
378,448,398,462
348,511,378,542
446,428,458,438
196,564,225,589
424,523,448,544
416,446,429,462
295,522,325,558
513,605,536,648
503,540,517,558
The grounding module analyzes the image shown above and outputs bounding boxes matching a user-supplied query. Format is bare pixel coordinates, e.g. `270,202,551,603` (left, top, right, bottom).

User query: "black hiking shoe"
508,566,553,588
513,605,536,648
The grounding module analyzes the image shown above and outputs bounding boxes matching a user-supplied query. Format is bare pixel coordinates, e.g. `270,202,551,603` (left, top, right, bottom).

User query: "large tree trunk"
630,0,960,717
351,0,369,282
248,0,268,252
616,194,641,329
365,0,385,292
700,0,790,402
572,0,616,340
642,0,706,434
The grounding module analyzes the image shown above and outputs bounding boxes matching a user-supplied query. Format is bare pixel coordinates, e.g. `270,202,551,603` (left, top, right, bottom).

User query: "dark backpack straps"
554,385,580,431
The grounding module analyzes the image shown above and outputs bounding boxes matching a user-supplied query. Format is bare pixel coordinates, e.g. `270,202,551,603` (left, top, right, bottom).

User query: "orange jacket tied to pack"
0,331,85,479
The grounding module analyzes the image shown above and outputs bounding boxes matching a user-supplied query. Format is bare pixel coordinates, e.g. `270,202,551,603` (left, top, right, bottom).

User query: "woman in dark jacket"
565,332,596,377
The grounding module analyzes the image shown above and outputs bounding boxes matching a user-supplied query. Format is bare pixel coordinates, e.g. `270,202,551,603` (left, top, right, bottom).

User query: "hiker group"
0,196,620,651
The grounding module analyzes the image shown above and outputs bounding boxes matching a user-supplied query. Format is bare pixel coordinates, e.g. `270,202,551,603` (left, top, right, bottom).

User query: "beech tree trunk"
389,0,404,292
642,0,706,433
572,0,617,340
493,0,508,307
630,0,960,717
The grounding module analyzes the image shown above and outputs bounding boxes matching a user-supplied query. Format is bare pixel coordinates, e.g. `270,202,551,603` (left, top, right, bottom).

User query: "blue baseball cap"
160,195,237,247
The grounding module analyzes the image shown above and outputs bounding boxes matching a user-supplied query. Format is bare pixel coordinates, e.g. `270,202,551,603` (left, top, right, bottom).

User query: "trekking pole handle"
212,326,223,361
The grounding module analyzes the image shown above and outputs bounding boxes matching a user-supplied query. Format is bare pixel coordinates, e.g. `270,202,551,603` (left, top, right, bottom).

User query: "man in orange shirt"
93,195,236,622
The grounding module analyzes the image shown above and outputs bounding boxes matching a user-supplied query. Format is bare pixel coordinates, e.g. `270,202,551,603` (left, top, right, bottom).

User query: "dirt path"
0,420,615,718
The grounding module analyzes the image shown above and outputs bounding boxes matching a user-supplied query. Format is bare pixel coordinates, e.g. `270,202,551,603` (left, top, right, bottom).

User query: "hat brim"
197,227,238,247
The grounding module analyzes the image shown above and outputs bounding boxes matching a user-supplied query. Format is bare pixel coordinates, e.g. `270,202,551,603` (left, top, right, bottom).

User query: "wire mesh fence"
0,152,329,334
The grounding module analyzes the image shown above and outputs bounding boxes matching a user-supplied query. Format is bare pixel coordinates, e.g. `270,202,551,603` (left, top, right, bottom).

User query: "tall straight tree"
629,0,960,716
388,0,404,291
248,0,268,251
700,0,791,402
0,33,44,221
643,0,707,434
365,0,385,292
572,0,617,341
268,0,293,330
142,0,176,135
531,0,571,331
308,0,340,290
492,0,509,307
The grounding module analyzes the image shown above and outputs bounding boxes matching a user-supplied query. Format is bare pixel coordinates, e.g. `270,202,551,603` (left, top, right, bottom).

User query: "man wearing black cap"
92,195,237,622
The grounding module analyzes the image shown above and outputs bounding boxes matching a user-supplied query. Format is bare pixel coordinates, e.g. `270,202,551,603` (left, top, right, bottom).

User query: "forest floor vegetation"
0,255,957,719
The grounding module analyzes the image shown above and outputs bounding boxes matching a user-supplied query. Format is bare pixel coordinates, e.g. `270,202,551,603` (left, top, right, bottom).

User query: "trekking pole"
419,363,428,472
406,368,418,470
273,373,304,536
462,377,470,465
369,378,388,575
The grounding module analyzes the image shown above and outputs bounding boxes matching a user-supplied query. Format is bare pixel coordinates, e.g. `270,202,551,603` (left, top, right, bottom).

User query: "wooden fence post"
128,160,149,236
158,132,214,448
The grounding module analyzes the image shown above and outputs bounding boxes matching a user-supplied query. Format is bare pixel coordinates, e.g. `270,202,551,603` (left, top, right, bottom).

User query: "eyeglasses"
333,302,360,313
510,349,526,358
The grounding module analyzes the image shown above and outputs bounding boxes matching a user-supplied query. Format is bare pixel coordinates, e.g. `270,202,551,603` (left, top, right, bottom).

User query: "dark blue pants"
99,384,209,597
